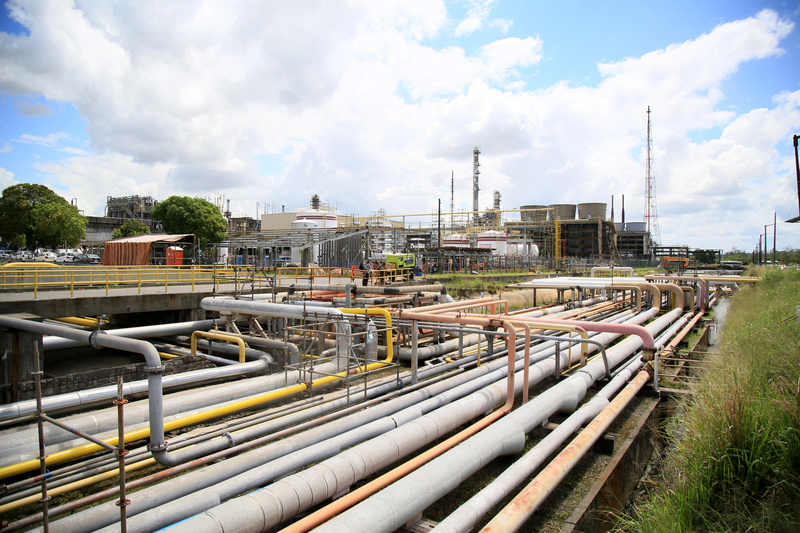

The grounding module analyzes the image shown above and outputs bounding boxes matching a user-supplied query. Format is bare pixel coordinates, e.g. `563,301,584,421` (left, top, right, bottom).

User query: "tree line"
0,183,227,251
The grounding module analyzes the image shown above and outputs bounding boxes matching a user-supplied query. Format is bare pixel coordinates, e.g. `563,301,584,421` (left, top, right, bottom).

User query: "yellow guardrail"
0,264,276,297
0,263,421,296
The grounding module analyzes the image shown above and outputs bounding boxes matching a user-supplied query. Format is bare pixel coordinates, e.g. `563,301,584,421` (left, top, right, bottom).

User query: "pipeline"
157,309,664,533
311,308,681,533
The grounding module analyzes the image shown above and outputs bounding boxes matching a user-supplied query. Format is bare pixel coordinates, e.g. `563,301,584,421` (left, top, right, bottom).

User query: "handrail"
0,264,276,296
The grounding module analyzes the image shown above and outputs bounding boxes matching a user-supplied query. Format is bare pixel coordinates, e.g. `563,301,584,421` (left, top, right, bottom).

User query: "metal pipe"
481,369,651,533
42,320,217,351
190,330,248,363
311,308,679,533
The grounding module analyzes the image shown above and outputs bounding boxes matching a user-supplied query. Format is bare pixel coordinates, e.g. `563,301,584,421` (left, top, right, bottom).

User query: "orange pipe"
481,369,651,533
278,313,520,533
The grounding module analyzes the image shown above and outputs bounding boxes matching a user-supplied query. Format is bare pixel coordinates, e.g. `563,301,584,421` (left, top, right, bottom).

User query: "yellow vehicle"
385,253,417,281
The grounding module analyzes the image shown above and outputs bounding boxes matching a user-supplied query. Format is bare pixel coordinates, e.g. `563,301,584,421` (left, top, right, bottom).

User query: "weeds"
618,268,800,532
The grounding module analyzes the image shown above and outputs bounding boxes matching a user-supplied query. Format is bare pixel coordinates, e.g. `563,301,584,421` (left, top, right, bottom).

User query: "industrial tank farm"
0,272,744,532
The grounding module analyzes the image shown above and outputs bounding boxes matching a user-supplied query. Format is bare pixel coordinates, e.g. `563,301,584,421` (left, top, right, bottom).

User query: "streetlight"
765,212,777,266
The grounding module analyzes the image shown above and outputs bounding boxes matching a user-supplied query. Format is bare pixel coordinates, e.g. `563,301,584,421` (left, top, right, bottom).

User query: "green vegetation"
111,219,151,239
620,267,800,532
0,183,87,249
151,196,227,247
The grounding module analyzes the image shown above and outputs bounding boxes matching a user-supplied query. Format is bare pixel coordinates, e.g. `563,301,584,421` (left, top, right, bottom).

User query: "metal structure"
473,146,481,226
644,106,661,246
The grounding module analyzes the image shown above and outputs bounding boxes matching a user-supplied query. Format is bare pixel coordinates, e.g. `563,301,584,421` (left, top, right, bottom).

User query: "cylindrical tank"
548,204,576,220
626,222,647,232
296,209,338,228
520,205,547,221
443,234,470,248
578,202,607,220
291,219,318,230
477,231,508,255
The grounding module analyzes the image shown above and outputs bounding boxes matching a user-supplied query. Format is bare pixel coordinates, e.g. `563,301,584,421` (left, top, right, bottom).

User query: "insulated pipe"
42,320,217,351
433,312,693,533
207,331,300,365
521,277,688,311
0,358,272,423
57,331,533,533
312,308,678,533
647,275,709,311
514,279,663,311
201,298,353,371
158,316,526,533
0,316,166,480
432,357,647,533
481,369,651,533
289,283,446,295
276,328,521,533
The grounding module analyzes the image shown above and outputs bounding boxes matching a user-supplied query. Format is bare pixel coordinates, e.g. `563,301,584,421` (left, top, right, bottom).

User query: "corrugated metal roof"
107,233,194,244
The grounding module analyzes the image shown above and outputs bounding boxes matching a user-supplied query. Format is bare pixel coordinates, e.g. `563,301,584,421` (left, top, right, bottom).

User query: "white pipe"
312,309,681,533
42,320,217,350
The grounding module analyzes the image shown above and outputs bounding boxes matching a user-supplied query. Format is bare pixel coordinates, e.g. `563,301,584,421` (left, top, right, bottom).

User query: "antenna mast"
473,147,481,226
645,106,661,246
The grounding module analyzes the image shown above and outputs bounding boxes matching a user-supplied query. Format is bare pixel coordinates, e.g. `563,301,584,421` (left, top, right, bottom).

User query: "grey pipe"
42,319,218,351
0,356,272,423
432,312,693,533
44,336,535,533
0,315,167,458
288,283,447,295
312,309,682,533
150,314,657,533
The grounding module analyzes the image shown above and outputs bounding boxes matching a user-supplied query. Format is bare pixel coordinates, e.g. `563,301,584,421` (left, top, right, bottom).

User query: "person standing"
360,258,371,286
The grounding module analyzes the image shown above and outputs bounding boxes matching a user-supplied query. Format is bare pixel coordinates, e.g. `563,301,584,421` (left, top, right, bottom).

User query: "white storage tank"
477,230,508,255
296,209,338,228
443,234,470,248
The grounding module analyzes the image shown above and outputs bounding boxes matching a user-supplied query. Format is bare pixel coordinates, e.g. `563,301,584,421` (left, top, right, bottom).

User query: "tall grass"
619,267,800,532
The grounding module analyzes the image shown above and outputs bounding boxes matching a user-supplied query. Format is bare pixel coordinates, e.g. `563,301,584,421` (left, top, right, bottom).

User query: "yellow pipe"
53,317,107,328
0,340,392,480
0,457,157,514
191,330,247,363
339,307,394,363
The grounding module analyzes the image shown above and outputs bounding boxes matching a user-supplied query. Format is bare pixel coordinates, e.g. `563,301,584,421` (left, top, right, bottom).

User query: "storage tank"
477,231,508,255
291,219,319,230
548,204,576,220
520,205,547,222
443,234,470,248
296,209,338,228
625,222,647,232
578,203,607,220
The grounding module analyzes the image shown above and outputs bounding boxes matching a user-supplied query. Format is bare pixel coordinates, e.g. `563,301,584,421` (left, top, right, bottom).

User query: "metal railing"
0,264,425,297
0,264,264,297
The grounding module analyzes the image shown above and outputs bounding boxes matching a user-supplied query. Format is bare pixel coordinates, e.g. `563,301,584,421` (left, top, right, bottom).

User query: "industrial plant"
0,127,743,532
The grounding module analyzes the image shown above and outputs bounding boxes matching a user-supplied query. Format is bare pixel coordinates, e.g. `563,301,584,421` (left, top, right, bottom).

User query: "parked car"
78,254,101,264
55,252,79,263
0,251,13,260
34,252,57,262
15,250,34,261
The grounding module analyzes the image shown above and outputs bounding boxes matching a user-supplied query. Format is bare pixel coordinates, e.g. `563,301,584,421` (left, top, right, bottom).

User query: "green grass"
618,267,800,532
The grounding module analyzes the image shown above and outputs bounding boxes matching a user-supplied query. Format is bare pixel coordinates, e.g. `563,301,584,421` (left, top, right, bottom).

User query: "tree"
151,196,227,247
0,183,87,249
111,219,151,240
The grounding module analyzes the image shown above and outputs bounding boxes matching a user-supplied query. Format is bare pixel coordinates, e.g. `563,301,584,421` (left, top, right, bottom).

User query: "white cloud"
17,132,68,147
0,167,14,190
454,0,500,37
0,3,797,250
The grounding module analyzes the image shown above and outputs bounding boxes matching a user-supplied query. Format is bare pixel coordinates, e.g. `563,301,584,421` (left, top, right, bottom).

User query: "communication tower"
472,146,480,225
644,107,661,246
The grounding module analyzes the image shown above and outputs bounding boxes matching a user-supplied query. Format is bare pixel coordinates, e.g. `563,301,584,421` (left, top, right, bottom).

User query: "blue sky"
1,0,799,252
